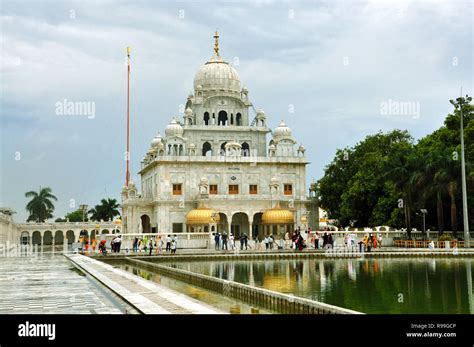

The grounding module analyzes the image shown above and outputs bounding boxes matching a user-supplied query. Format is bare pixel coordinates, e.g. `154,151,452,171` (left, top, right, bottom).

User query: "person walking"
269,235,274,250
214,233,221,251
133,237,138,253
222,232,228,250
148,238,154,256
171,239,177,254
377,234,383,248
165,235,171,252
158,236,164,254
314,232,320,250
229,233,235,250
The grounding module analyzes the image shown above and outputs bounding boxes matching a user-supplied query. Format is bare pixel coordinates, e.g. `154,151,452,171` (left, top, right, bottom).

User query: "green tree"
88,198,120,221
25,187,58,222
318,130,414,227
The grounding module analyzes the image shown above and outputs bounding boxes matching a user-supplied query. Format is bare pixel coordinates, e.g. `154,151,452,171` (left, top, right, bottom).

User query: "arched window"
204,112,210,125
218,111,228,126
236,113,242,126
202,142,212,156
220,142,227,156
230,114,234,125
242,142,250,157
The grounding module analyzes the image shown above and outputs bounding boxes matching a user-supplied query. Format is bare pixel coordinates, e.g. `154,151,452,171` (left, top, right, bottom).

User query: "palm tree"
430,150,462,238
384,147,421,238
89,198,120,221
25,187,58,222
422,150,449,237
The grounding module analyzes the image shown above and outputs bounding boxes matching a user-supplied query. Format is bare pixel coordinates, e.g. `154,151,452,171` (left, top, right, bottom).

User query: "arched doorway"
231,213,249,239
20,231,29,245
242,142,250,157
79,230,88,243
252,213,263,240
220,142,227,156
217,213,228,234
141,215,151,233
43,231,53,245
66,230,75,244
54,230,64,245
32,231,41,245
218,111,228,125
202,142,212,156
236,113,242,126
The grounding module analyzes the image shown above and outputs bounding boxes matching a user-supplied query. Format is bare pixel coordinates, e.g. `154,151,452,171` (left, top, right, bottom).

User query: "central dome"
193,32,241,93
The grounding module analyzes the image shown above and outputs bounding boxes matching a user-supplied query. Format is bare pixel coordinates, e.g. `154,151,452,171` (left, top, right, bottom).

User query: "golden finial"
213,31,219,57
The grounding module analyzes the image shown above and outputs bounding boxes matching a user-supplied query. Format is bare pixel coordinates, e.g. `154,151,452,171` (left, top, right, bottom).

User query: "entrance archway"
32,231,41,245
141,215,151,233
54,230,64,245
217,213,228,234
20,231,29,245
43,231,53,245
231,213,249,239
79,230,88,243
66,230,75,244
252,213,263,240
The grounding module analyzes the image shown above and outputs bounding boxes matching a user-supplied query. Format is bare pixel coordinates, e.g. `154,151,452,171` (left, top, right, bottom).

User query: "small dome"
151,133,162,148
185,107,193,115
262,207,294,224
242,87,248,93
298,144,305,151
273,121,292,139
128,180,136,189
188,143,196,149
165,119,184,137
256,109,266,118
269,144,276,150
186,207,220,225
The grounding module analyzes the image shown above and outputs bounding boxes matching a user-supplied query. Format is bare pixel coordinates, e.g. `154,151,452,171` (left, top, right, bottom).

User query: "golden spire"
213,30,219,57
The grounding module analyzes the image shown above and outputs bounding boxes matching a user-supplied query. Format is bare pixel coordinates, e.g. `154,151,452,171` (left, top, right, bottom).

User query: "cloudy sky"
1,0,472,221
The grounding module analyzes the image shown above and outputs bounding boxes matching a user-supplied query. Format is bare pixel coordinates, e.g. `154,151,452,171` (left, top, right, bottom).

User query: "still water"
164,258,474,314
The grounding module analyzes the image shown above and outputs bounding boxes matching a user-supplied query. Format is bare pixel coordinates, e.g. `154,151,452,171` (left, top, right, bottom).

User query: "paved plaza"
0,253,127,314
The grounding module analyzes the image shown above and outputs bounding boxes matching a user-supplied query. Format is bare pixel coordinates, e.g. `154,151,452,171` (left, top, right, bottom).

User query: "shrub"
438,233,452,241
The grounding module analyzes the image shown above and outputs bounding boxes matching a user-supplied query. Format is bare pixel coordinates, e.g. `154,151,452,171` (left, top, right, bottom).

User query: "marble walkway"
0,253,127,314
66,253,224,314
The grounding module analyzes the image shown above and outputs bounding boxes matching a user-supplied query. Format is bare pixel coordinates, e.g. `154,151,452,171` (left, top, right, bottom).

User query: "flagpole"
126,46,131,186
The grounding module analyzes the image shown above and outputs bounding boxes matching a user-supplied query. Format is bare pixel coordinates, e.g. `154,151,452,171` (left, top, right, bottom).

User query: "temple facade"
121,33,310,240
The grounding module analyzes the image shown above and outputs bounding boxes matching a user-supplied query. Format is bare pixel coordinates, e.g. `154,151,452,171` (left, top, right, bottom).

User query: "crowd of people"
83,227,387,256
214,232,249,250
132,235,178,255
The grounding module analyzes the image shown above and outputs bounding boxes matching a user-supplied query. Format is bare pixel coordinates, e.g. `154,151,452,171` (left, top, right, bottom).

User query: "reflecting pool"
164,258,474,314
